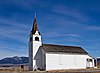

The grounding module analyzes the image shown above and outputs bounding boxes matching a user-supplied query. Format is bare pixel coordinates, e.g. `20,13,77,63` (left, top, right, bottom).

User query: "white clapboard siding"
46,53,95,70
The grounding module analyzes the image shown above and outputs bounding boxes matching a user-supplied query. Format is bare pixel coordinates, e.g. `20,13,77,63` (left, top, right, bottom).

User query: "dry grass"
0,65,29,72
46,68,100,73
0,67,100,73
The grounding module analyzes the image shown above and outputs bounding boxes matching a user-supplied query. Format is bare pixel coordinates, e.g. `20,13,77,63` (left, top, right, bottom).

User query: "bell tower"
29,17,42,71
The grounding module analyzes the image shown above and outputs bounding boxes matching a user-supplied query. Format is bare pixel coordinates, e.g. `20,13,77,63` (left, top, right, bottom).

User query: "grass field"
0,68,100,73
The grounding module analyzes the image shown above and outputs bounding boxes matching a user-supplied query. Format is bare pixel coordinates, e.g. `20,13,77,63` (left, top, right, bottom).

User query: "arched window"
35,37,39,41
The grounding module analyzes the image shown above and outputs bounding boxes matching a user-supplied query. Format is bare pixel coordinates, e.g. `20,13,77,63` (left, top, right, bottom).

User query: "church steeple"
31,18,40,35
29,16,42,71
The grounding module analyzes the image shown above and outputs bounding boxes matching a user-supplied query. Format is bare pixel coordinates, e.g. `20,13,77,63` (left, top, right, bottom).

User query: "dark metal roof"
31,18,40,35
41,44,88,54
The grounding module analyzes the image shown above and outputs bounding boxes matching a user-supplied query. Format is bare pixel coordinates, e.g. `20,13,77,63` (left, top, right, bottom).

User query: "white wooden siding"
46,53,94,71
29,34,42,70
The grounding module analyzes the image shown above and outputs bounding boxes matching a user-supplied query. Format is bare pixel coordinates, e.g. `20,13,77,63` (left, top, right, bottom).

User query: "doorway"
86,58,93,68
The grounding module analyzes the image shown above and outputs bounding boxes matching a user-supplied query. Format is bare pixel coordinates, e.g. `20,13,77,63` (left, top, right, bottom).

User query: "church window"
35,37,39,41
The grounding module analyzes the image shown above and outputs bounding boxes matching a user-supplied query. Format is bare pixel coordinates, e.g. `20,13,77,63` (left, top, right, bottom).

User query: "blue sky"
0,0,100,59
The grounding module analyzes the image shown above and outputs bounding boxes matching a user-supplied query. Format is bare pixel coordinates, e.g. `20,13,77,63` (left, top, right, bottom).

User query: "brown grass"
0,67,100,73
0,65,29,72
47,68,100,73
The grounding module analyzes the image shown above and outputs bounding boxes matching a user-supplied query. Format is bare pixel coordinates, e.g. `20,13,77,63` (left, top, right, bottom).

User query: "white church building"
29,18,96,71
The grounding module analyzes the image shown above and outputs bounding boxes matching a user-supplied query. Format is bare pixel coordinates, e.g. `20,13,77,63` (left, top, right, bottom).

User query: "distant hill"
0,56,28,64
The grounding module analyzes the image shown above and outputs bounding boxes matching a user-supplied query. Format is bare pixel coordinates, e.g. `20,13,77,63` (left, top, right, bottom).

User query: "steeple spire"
35,12,36,19
31,14,40,35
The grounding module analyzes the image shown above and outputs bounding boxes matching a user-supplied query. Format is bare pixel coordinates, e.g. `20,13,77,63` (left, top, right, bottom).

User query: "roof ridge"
42,44,81,48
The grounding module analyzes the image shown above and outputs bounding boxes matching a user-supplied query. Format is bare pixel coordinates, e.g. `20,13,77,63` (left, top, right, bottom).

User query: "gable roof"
41,44,88,54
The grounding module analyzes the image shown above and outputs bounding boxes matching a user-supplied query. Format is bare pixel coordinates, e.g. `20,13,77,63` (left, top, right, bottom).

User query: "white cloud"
0,0,38,10
86,26,100,30
51,5,89,22
0,18,30,43
67,34,81,37
0,18,29,59
0,42,28,59
0,49,27,59
0,18,29,29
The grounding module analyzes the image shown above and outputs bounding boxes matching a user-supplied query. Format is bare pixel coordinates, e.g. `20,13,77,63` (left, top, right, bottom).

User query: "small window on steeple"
35,37,39,41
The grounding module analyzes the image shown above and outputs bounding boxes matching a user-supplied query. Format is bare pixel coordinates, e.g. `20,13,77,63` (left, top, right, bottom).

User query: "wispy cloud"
86,26,100,30
0,49,27,59
43,30,81,38
0,18,30,29
0,0,100,58
0,18,29,59
51,5,89,22
67,34,81,37
0,18,30,42
0,42,28,59
0,0,38,10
